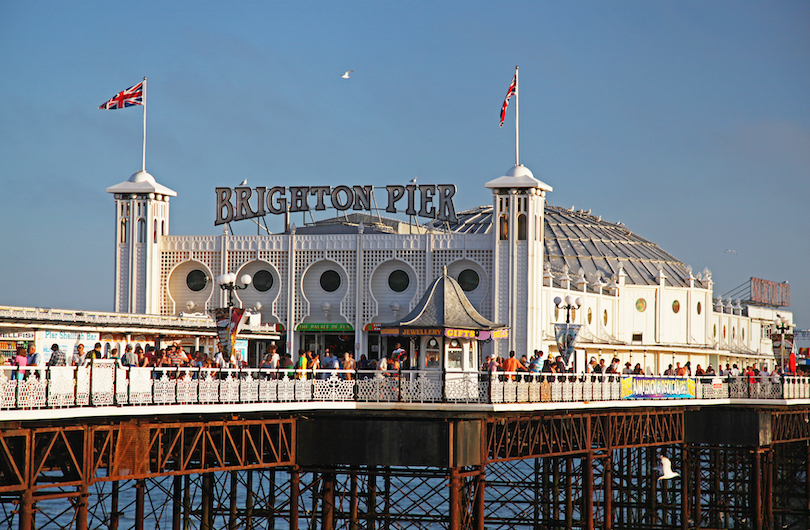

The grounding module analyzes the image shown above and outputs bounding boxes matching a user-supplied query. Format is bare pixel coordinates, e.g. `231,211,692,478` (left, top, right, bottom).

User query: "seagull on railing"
654,455,679,480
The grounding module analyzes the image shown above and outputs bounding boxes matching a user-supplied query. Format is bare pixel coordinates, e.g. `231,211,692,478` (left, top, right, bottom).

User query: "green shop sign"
296,323,354,332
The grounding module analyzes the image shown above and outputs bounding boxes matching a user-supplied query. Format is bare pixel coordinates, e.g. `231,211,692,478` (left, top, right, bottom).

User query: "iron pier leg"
449,467,461,530
322,471,335,530
291,467,300,530
246,470,254,530
535,458,543,529
383,468,391,530
367,468,377,530
350,471,358,530
18,488,33,530
183,474,191,530
134,479,145,530
585,451,594,530
76,482,89,530
173,475,182,530
604,451,613,530
765,448,773,530
680,445,688,530
565,457,573,529
110,480,119,530
693,446,702,529
753,450,762,530
229,470,238,530
474,465,486,530
201,473,212,530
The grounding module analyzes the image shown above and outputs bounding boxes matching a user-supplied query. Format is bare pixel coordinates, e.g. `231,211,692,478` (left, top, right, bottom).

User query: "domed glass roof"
432,204,701,288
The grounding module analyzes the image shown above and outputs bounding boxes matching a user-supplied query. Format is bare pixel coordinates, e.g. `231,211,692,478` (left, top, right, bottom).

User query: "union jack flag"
99,81,144,110
499,71,517,127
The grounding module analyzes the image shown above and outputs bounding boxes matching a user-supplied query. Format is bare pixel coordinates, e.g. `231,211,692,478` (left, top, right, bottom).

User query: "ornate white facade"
108,165,792,372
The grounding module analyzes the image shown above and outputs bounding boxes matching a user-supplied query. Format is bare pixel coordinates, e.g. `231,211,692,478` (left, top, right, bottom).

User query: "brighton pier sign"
215,184,458,225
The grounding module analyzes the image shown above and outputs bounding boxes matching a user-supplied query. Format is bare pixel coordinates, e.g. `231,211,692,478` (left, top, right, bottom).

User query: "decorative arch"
166,260,215,316
300,260,349,324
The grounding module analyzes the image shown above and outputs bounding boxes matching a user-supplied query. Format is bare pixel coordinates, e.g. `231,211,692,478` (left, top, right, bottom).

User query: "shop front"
297,323,355,357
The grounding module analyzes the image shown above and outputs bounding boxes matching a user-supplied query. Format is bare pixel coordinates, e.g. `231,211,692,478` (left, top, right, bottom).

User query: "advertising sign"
621,376,696,399
553,324,581,364
212,307,245,357
750,277,790,307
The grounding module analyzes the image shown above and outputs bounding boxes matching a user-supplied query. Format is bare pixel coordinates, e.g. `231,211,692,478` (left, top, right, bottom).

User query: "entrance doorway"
301,333,353,358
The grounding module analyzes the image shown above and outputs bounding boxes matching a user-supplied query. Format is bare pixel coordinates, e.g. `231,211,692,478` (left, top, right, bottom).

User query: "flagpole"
514,66,519,166
142,77,147,172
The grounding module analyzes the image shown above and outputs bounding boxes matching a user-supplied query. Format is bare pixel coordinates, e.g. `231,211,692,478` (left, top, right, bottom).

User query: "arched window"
161,220,165,236
517,213,527,240
120,219,128,243
137,218,146,243
153,220,158,243
499,214,509,240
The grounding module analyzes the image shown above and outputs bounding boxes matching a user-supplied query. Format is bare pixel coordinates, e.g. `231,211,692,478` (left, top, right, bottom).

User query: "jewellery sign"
215,184,458,225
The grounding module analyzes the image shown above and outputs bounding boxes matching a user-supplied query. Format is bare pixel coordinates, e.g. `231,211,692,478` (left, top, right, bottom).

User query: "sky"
1,1,808,327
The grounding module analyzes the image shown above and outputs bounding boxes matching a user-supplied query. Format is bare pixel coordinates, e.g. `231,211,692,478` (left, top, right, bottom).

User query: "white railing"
0,362,807,411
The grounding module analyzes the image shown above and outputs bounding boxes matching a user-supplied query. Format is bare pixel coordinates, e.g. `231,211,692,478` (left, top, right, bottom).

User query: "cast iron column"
290,467,300,530
449,467,461,530
134,479,145,530
322,472,335,530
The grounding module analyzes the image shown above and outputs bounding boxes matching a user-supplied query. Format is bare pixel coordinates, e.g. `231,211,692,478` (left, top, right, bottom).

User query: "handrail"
0,362,806,411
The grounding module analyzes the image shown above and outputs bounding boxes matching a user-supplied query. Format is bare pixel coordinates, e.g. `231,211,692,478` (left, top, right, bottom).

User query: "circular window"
697,301,702,315
587,308,593,325
635,299,647,312
603,310,608,326
388,270,410,293
253,270,274,292
320,270,341,292
427,338,439,348
672,300,680,314
457,269,480,292
186,270,208,292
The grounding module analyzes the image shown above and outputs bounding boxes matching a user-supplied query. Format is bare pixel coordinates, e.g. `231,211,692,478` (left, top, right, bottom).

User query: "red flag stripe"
499,72,517,127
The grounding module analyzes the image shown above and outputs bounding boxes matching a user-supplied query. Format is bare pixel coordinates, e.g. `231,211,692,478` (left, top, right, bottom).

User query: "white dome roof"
485,164,552,191
106,169,177,197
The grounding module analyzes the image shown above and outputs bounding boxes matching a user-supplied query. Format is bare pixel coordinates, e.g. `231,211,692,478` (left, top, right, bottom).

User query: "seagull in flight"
239,179,248,186
341,70,353,79
724,249,737,254
654,455,679,481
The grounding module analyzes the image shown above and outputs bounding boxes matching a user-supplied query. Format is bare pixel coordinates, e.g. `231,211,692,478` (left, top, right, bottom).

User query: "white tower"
106,170,176,314
486,164,552,357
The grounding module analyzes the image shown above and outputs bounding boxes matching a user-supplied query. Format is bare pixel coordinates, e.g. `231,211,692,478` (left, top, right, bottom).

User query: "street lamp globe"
240,274,252,286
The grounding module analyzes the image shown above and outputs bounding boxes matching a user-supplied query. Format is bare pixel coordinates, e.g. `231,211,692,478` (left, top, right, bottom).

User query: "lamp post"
217,273,252,308
774,314,792,374
554,295,582,324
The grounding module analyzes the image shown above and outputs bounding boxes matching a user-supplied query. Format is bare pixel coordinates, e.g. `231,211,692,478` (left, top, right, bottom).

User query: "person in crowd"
279,352,294,378
47,343,67,367
309,351,320,375
13,346,28,380
87,342,104,361
731,364,740,377
322,348,337,378
295,350,308,379
705,365,716,376
632,363,645,375
377,354,388,373
622,362,633,375
72,344,87,367
358,354,369,371
342,352,355,380
663,364,674,376
391,343,406,362
759,365,770,383
27,344,42,369
120,344,136,367
675,362,686,376
694,364,704,376
502,351,520,380
607,357,619,374
259,353,273,378
269,344,280,377
586,357,597,374
108,348,119,363
486,354,499,377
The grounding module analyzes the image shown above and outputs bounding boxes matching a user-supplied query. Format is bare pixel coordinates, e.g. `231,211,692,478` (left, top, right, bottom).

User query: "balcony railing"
1,361,806,411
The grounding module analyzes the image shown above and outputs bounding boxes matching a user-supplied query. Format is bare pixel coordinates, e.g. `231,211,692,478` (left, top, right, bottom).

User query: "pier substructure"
2,405,810,529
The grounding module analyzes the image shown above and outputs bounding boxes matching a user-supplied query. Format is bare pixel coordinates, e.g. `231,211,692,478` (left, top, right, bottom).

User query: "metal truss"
485,409,684,463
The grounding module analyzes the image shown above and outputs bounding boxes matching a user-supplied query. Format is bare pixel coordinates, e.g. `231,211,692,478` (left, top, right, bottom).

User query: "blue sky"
1,1,808,326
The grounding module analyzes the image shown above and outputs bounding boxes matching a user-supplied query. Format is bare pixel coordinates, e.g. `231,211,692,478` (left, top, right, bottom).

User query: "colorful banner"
621,376,696,399
553,324,581,364
212,307,245,357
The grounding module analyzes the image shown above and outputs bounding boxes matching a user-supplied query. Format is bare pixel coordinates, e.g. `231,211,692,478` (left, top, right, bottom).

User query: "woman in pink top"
13,346,27,380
